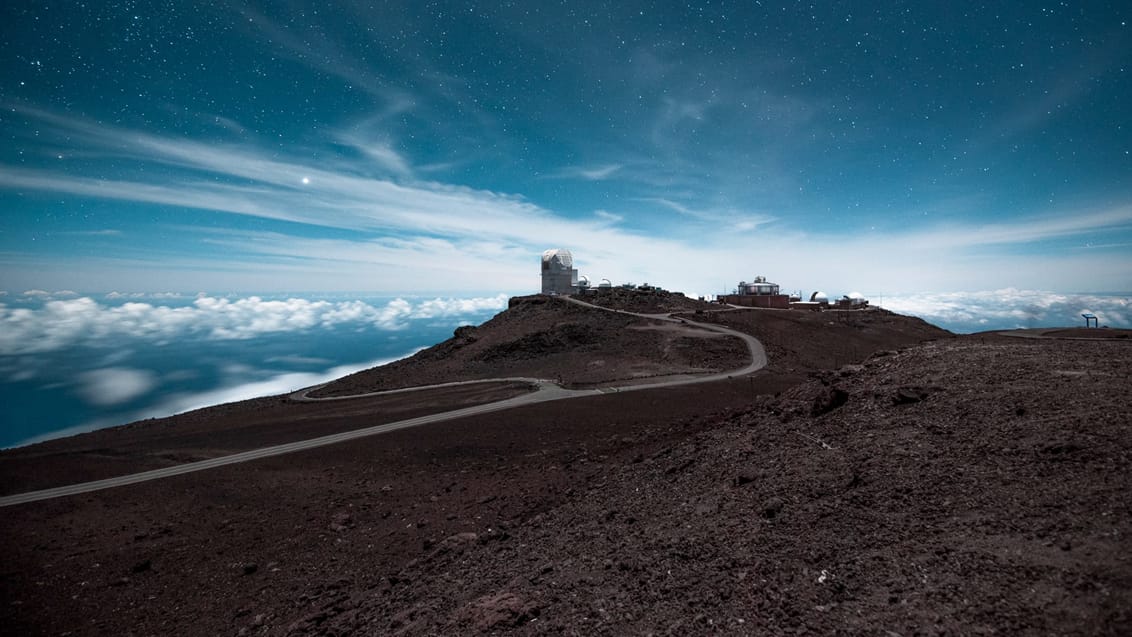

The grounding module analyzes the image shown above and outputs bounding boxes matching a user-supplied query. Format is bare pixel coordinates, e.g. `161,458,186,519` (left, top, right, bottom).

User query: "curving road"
0,298,766,507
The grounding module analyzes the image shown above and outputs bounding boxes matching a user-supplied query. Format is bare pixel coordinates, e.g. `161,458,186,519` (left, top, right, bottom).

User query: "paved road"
0,298,766,507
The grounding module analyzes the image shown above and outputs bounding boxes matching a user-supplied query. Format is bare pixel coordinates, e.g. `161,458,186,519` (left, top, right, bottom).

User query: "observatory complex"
719,276,870,310
541,248,579,295
538,251,868,312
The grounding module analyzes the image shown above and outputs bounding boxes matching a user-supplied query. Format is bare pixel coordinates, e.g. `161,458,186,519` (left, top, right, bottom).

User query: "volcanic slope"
279,335,1132,635
1,296,969,636
313,294,740,397
681,306,950,386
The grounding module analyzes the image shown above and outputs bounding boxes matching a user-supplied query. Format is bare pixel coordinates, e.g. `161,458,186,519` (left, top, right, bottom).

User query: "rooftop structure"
737,276,780,296
719,275,790,308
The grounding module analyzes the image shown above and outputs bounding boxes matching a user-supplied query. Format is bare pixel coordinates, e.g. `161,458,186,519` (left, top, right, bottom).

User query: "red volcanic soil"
2,299,1130,636
682,306,949,384
1018,327,1132,339
570,287,714,314
314,295,745,396
0,381,534,495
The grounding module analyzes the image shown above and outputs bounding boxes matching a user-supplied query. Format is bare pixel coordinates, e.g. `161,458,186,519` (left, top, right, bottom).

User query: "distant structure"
718,276,790,308
541,248,578,295
791,290,870,311
835,292,869,309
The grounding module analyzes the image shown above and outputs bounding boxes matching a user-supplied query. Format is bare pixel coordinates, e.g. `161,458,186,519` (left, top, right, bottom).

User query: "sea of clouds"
880,289,1130,333
0,291,510,355
0,291,512,447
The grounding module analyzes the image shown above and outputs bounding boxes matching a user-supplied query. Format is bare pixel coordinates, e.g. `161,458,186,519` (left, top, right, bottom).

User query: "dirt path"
0,298,767,507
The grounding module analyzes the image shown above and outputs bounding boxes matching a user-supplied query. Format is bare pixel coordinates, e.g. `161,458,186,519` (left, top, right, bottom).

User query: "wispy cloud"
2,108,1131,297
356,141,413,176
593,210,623,224
145,355,412,417
644,197,776,230
59,229,123,237
239,6,392,101
106,291,185,300
76,367,158,406
948,206,1132,248
552,164,623,180
11,352,417,448
17,289,78,299
334,125,414,177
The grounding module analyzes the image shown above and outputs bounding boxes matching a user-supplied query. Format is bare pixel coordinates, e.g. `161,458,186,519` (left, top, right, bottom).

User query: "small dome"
810,291,829,303
578,275,591,288
847,291,865,300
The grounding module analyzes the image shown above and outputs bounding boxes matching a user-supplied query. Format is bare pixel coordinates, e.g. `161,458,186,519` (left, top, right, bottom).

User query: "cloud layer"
0,293,509,355
882,290,1131,333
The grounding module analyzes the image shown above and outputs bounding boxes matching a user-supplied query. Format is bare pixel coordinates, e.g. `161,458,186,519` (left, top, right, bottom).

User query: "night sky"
2,1,1129,296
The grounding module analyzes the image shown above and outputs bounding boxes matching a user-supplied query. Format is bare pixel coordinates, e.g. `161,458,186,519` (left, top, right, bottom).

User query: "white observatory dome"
578,275,591,288
847,291,865,300
811,291,829,303
541,248,573,269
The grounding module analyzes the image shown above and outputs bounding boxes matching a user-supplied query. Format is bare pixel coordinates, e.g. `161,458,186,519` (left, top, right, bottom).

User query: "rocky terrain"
568,287,713,314
286,335,1132,636
2,295,1130,636
313,295,746,397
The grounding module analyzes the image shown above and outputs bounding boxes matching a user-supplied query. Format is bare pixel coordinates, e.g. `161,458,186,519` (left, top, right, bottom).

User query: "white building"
541,248,578,295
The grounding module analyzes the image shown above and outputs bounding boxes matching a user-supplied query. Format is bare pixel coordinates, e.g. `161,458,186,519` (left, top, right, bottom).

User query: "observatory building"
719,276,790,308
541,248,578,295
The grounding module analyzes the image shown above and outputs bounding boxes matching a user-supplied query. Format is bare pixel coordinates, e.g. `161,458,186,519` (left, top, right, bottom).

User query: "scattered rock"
761,496,785,519
892,385,940,405
811,386,850,416
1042,442,1085,455
665,457,695,475
439,532,478,550
457,591,540,630
694,499,719,515
733,469,760,486
130,559,151,574
329,512,353,532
